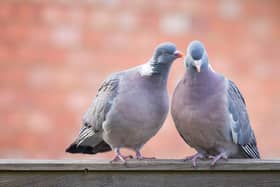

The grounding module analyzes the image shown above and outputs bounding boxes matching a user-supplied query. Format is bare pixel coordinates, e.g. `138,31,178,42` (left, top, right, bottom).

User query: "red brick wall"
0,0,279,159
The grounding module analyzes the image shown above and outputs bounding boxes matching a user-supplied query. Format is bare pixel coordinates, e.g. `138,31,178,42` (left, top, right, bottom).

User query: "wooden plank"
0,159,280,171
1,171,280,187
1,159,280,187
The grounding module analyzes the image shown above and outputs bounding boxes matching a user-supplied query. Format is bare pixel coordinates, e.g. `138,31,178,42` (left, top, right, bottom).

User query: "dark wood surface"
0,159,280,187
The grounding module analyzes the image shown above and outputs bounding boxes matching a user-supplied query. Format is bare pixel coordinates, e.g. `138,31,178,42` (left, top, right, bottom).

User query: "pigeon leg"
183,152,205,168
135,150,156,160
110,148,133,163
209,152,228,167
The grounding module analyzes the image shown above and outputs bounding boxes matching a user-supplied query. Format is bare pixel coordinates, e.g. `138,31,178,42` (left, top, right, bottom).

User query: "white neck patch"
139,62,154,76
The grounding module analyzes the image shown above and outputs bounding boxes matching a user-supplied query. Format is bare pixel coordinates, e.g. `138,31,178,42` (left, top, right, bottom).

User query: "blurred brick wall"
0,0,279,159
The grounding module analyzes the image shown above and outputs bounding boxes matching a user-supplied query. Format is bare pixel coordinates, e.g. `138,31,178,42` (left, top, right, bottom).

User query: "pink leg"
183,152,205,168
136,150,156,160
209,152,228,167
110,148,133,163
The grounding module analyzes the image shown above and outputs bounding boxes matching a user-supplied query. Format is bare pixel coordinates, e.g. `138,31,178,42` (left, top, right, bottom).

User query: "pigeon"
171,40,260,167
66,42,183,162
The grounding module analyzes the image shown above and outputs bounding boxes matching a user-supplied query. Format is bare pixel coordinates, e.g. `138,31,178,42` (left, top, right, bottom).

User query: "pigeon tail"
65,140,111,155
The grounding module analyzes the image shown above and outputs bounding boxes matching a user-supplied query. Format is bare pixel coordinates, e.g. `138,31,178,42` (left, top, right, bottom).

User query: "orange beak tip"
174,50,184,58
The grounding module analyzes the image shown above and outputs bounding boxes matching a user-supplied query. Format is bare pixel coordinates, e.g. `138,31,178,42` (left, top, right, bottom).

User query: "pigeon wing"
227,80,260,158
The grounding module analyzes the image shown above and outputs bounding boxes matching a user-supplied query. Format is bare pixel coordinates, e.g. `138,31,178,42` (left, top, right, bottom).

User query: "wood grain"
0,159,280,187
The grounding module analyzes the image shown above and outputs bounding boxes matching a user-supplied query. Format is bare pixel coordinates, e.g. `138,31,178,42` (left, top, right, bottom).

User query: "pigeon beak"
193,60,201,73
174,50,184,58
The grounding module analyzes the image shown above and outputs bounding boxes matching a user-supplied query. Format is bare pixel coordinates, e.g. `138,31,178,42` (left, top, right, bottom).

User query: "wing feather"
66,74,120,154
227,80,260,158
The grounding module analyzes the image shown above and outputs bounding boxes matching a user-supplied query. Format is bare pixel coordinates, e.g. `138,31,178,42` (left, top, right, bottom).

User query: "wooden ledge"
0,159,280,171
1,159,280,187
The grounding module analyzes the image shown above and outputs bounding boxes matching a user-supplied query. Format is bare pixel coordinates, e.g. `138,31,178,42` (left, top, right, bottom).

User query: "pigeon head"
153,42,183,64
184,40,208,73
145,42,183,75
141,42,183,77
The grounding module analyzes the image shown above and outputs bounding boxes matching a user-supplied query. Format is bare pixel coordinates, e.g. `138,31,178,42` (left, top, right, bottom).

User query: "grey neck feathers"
186,63,210,83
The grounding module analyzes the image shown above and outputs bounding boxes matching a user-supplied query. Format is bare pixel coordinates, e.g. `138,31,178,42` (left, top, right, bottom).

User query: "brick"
160,13,191,35
51,25,82,48
219,0,241,20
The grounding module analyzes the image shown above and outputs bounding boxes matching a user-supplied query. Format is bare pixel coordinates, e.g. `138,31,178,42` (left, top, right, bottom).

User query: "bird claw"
110,155,133,163
111,148,134,163
210,152,228,167
110,156,123,163
183,153,205,168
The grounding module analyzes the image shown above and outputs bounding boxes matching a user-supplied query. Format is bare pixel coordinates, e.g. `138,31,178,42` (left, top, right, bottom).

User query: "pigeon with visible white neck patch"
171,40,260,167
66,42,183,162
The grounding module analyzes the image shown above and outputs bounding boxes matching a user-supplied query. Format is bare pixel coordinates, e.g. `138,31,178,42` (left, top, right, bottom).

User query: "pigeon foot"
209,152,228,167
110,148,133,163
183,152,205,168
